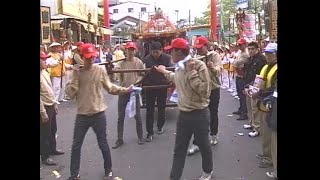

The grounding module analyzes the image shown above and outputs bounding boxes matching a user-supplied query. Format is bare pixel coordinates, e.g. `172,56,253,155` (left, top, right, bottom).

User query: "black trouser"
70,111,112,178
117,93,143,140
47,105,58,151
40,120,50,160
170,108,213,180
236,77,247,115
146,88,167,135
40,105,57,160
192,89,220,145
209,88,220,136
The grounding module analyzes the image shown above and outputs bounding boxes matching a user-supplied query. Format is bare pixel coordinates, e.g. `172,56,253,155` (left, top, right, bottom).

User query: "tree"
194,0,263,32
194,3,210,25
194,0,236,28
220,0,237,31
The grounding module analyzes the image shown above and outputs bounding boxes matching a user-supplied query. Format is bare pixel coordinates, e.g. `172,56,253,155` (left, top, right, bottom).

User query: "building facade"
40,0,113,44
108,1,154,22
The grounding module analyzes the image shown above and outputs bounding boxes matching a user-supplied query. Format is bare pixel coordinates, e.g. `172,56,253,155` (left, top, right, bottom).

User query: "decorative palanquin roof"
132,8,185,40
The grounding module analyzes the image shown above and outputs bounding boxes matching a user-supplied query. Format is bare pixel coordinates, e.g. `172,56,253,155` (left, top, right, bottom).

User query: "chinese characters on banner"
60,0,98,24
243,14,256,41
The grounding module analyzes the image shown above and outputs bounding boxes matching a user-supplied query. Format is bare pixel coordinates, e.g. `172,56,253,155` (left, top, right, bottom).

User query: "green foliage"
194,0,263,30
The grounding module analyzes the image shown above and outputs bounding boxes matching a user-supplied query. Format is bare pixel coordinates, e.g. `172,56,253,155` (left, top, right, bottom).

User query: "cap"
76,41,84,47
125,42,137,49
264,37,270,42
194,36,209,48
164,38,189,50
49,42,61,48
213,42,219,46
40,52,49,59
81,43,97,59
236,38,247,45
264,43,277,53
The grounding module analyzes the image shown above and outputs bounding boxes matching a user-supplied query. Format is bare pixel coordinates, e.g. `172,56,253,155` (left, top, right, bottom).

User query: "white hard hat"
49,42,61,48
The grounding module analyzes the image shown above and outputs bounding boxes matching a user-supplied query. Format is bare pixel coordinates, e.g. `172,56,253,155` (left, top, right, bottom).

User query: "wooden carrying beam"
141,103,177,108
140,85,172,89
110,67,175,73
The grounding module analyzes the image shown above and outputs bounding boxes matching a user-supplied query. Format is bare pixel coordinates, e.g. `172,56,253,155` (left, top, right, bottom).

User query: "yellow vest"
259,64,277,88
48,52,66,77
228,63,234,72
258,63,277,112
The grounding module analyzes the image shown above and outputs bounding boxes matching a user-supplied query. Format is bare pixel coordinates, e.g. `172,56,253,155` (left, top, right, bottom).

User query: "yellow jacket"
47,52,66,77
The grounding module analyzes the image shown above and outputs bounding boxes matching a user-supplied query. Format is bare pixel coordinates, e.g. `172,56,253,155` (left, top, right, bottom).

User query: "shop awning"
97,27,113,35
51,20,63,30
74,20,95,33
51,19,63,24
51,14,73,20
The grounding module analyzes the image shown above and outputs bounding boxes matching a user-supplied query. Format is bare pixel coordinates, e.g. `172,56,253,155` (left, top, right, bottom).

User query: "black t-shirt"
143,53,172,86
244,53,267,85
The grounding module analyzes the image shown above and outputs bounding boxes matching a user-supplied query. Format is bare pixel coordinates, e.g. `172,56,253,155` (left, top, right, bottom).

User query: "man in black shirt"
143,41,172,142
242,42,267,138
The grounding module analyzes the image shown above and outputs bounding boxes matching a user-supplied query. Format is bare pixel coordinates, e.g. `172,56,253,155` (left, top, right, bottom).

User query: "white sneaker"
266,171,277,179
234,96,240,99
243,124,252,129
221,86,227,89
199,171,213,180
248,131,259,137
210,135,218,145
231,92,238,96
187,144,199,155
227,89,234,93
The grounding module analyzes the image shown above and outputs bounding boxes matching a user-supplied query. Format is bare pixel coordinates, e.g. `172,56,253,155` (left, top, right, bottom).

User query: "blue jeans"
70,111,112,177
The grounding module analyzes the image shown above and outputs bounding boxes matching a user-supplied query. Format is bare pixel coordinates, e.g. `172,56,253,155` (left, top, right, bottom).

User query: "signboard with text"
41,6,51,44
243,14,256,41
59,0,98,24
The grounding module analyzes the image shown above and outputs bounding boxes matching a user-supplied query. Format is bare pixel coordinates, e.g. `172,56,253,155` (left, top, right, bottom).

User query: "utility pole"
175,10,179,23
254,0,258,41
228,16,231,45
189,10,191,42
219,0,224,44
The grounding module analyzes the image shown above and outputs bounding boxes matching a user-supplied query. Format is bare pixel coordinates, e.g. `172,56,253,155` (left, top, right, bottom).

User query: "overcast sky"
119,0,210,22
153,0,209,22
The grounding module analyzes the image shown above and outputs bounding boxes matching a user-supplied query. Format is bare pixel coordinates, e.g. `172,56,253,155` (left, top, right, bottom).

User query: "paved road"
40,89,272,180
